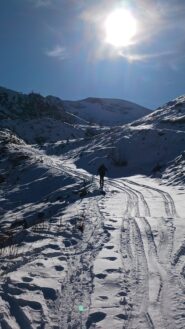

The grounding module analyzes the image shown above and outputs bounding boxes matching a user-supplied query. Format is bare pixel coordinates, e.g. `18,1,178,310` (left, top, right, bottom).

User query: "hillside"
0,87,150,145
131,95,185,131
0,130,185,328
0,89,185,329
62,97,150,126
0,86,183,185
61,95,184,186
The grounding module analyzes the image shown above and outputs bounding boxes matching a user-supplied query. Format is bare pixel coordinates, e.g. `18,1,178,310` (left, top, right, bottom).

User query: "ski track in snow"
0,157,185,329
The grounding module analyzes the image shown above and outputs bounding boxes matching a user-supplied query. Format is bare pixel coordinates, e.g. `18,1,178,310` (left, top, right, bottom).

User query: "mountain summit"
62,97,150,126
0,86,150,126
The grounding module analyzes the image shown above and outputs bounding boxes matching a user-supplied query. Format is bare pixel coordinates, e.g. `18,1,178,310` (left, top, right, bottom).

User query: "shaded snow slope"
68,124,184,179
49,95,183,186
0,117,85,144
0,139,185,328
63,97,150,126
0,129,88,238
0,90,185,328
0,87,72,122
0,86,150,131
0,86,150,146
0,87,87,144
0,86,183,185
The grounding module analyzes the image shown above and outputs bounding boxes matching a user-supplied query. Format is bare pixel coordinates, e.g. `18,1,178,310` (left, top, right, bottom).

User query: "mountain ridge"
0,86,151,126
0,85,184,186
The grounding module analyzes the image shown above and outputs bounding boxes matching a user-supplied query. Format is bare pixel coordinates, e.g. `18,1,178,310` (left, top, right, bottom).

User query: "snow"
0,87,185,328
63,97,150,126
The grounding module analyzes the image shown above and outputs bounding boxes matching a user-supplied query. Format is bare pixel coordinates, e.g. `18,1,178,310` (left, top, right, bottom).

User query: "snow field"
0,88,185,328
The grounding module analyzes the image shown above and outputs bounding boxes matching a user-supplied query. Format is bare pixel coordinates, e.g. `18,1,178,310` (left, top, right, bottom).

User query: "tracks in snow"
58,197,110,329
0,152,184,329
38,158,183,329
110,178,183,329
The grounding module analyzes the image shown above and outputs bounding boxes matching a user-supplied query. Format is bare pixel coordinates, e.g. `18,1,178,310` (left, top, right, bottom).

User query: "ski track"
114,179,185,329
123,178,178,218
1,156,185,328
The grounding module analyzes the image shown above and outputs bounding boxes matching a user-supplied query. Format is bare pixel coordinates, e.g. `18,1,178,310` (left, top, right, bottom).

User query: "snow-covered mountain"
0,88,185,329
65,95,184,186
0,86,150,144
62,97,150,126
0,86,184,184
0,87,84,144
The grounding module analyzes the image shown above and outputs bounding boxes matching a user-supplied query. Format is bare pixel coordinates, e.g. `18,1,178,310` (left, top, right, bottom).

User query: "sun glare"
105,8,137,48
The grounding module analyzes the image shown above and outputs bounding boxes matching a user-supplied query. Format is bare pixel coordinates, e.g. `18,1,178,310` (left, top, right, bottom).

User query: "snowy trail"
110,178,184,329
57,197,110,329
49,159,184,329
0,156,185,329
123,178,178,217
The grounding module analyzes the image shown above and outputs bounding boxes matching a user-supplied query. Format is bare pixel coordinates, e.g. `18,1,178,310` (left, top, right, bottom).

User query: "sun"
104,8,137,48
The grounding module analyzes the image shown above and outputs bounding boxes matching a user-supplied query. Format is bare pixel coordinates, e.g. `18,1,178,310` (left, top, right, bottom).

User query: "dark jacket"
98,164,108,176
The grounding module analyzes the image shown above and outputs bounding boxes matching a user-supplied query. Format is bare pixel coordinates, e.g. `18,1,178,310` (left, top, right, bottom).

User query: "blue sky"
0,0,185,109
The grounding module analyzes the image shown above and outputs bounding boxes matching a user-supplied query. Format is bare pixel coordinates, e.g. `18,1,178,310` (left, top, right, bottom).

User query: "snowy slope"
72,124,184,176
0,89,185,329
0,128,185,328
0,87,149,143
60,95,184,186
162,151,185,186
131,94,185,131
0,86,150,145
0,87,87,144
63,97,150,126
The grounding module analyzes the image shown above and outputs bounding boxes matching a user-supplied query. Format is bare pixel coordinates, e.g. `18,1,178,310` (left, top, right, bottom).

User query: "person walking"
97,164,108,189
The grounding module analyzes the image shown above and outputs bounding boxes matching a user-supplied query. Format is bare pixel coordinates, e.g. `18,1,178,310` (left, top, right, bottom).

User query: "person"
97,164,108,189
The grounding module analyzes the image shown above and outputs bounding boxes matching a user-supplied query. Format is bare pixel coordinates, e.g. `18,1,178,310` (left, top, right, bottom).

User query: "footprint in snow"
117,291,127,297
42,287,57,300
55,265,64,272
98,296,108,300
86,312,107,329
105,268,121,274
47,244,60,250
103,257,117,261
22,277,33,283
105,245,114,249
36,262,44,267
95,273,107,279
115,314,128,320
58,256,67,261
104,225,116,231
